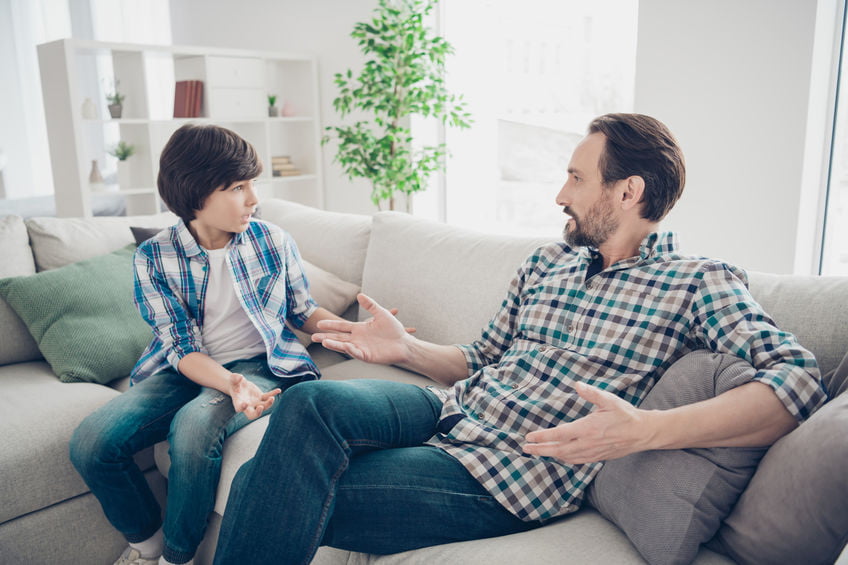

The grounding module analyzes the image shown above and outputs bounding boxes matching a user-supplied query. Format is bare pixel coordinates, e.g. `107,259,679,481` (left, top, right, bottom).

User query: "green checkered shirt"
429,232,825,522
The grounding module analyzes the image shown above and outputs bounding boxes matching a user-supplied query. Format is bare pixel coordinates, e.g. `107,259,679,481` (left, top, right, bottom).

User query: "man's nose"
555,180,570,206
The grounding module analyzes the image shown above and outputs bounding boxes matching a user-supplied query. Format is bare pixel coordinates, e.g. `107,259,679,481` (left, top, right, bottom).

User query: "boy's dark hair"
157,124,263,224
588,113,686,222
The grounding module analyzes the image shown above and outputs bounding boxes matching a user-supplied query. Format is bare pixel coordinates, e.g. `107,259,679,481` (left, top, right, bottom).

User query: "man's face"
556,132,619,248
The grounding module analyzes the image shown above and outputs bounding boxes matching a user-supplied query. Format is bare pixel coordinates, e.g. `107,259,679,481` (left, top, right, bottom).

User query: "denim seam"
303,449,349,565
137,405,183,433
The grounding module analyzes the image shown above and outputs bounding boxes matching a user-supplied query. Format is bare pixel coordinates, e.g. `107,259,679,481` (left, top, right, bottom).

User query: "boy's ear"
620,175,646,211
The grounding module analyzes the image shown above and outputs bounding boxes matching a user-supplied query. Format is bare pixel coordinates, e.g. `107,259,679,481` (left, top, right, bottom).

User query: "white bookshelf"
37,38,325,217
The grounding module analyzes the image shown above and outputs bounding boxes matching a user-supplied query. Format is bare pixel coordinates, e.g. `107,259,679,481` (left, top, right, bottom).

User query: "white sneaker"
113,546,160,565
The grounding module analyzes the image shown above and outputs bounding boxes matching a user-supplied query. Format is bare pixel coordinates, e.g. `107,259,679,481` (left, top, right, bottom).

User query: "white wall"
169,0,378,214
635,0,837,274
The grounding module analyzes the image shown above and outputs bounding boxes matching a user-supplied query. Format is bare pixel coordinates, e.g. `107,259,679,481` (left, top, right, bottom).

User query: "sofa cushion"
0,245,151,384
25,212,175,271
291,261,361,347
259,200,371,286
0,215,41,365
360,212,551,345
0,361,155,524
586,351,766,565
747,271,848,377
708,379,848,563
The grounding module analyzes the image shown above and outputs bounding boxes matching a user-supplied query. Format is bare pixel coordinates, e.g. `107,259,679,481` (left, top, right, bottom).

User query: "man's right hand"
312,293,413,365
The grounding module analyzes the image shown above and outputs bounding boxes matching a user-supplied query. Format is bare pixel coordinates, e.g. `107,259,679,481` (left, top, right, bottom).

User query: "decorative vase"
268,106,279,117
108,104,123,119
89,159,105,191
81,98,97,119
117,160,131,189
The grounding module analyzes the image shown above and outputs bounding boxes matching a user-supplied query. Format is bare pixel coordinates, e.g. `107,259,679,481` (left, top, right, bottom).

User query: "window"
436,0,638,237
822,6,848,275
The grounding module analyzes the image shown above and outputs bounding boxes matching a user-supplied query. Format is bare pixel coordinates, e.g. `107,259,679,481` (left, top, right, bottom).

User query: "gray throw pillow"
586,350,768,565
707,358,848,565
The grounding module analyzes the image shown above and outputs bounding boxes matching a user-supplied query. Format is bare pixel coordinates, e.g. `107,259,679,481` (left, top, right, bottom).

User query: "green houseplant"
323,0,471,211
268,94,279,117
107,140,135,161
105,79,125,119
108,140,136,189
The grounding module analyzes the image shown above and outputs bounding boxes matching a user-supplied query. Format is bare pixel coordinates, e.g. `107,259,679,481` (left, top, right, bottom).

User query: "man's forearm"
645,381,798,450
402,339,469,387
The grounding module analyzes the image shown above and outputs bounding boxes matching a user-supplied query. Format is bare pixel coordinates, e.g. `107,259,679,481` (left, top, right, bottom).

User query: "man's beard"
562,196,618,248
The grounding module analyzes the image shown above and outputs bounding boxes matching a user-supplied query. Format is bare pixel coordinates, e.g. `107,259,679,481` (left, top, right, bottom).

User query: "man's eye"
233,185,243,191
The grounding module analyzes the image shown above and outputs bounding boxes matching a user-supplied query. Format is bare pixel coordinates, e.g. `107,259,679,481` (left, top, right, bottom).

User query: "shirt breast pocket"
253,271,283,308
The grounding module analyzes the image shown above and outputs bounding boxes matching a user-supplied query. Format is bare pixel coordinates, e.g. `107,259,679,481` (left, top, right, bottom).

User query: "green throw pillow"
0,244,151,384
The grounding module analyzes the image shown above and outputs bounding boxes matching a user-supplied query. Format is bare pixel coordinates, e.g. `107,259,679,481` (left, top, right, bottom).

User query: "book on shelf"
174,80,204,118
271,155,301,177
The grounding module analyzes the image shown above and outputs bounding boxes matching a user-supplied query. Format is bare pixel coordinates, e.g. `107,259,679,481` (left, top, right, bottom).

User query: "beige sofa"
1,199,846,565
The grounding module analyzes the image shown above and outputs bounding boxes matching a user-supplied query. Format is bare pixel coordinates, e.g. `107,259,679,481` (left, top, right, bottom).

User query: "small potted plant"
105,80,125,119
108,140,136,188
268,94,279,117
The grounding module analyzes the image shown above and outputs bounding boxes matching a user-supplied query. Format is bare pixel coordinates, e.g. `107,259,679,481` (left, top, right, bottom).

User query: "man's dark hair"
157,124,263,224
588,113,686,222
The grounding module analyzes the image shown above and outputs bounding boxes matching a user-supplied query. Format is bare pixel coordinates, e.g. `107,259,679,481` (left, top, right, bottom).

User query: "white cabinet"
37,38,325,217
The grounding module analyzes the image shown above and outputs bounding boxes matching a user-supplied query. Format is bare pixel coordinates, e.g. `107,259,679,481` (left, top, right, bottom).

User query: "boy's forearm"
299,307,344,335
177,352,235,394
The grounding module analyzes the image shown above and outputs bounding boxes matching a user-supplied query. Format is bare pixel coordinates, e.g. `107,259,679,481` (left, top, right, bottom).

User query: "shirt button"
511,384,519,389
568,325,575,333
586,281,592,289
538,345,548,352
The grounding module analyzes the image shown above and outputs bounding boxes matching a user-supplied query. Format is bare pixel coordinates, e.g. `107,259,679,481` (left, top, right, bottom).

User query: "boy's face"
189,179,259,249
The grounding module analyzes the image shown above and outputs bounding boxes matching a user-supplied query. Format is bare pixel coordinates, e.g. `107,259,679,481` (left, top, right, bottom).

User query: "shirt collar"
173,219,249,257
639,231,679,259
577,230,680,268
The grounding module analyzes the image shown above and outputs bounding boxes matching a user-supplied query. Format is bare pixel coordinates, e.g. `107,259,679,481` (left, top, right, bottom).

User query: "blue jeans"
69,356,296,564
213,380,539,565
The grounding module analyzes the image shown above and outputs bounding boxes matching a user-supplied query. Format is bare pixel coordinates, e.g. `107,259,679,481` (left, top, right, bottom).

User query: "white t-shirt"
201,247,266,365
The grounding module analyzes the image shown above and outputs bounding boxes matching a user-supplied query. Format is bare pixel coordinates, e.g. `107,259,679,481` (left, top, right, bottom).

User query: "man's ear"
620,175,646,211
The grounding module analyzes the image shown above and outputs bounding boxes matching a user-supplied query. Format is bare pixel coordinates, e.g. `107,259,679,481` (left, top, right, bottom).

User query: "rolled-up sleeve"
133,246,204,370
691,264,827,422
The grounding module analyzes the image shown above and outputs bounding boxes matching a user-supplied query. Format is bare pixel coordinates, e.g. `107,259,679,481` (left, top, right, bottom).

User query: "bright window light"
441,0,639,237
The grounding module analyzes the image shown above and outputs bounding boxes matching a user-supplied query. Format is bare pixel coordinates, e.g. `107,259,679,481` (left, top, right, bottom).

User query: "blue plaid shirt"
429,232,826,522
130,219,319,384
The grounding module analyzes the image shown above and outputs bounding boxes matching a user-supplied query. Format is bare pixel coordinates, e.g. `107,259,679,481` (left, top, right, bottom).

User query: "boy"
70,124,343,565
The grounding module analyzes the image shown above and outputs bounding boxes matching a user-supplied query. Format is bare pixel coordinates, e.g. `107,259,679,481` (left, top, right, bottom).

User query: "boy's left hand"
228,373,282,420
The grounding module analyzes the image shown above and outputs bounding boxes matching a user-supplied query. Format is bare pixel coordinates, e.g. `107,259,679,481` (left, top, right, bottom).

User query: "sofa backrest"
25,213,176,271
259,200,371,287
748,271,848,377
360,211,552,345
0,216,41,365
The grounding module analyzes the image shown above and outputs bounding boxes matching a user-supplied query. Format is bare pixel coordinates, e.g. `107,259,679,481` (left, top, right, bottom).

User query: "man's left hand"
523,381,655,464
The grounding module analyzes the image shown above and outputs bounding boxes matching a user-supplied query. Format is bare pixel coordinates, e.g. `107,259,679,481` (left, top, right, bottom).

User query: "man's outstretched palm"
311,294,412,365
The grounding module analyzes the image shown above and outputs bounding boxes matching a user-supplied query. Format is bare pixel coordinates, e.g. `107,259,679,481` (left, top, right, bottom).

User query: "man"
213,114,825,564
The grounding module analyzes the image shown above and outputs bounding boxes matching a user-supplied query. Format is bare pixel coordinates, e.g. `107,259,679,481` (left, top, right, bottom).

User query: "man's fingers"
574,381,622,409
525,421,580,444
316,318,355,332
320,338,364,359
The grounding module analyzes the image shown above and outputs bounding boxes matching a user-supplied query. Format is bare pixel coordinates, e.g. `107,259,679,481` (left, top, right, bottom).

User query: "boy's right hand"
311,293,413,365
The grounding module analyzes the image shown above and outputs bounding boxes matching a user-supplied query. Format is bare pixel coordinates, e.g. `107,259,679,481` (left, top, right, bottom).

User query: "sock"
159,558,193,565
129,527,163,559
